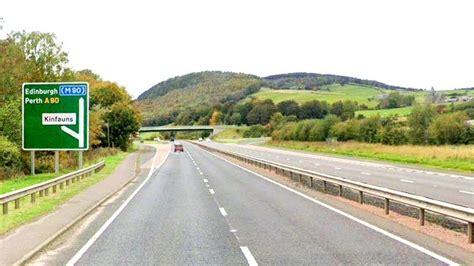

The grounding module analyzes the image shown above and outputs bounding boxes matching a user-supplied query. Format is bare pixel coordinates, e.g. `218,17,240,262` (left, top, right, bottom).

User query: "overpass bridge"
139,125,232,136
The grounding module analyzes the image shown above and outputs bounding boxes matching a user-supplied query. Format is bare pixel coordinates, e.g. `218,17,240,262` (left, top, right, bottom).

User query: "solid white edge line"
240,246,258,266
219,207,227,216
459,190,474,195
66,145,170,266
198,147,458,266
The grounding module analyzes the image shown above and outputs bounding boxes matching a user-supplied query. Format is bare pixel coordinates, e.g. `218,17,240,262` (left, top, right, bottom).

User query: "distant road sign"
22,82,89,150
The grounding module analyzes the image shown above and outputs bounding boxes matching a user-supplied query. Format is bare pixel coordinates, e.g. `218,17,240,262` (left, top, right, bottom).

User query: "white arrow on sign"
61,98,85,148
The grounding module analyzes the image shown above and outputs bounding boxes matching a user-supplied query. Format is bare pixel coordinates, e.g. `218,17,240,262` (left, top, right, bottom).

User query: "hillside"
136,71,263,124
263,72,419,91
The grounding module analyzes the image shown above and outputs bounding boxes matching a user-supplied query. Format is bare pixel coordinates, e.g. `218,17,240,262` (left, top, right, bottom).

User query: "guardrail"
193,142,474,244
0,161,106,215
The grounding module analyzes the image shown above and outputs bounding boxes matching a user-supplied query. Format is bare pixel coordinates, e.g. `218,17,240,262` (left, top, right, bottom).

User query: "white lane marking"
196,167,200,170
400,179,414,184
209,189,215,194
240,246,258,266
219,207,227,216
314,163,320,166
206,184,210,187
459,190,474,195
463,177,474,180
67,145,169,265
199,147,457,265
361,172,371,176
199,172,203,175
298,160,304,163
230,229,238,233
203,179,208,183
334,167,342,170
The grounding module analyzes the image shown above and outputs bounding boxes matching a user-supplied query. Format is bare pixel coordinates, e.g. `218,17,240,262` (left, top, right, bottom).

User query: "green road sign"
22,82,89,150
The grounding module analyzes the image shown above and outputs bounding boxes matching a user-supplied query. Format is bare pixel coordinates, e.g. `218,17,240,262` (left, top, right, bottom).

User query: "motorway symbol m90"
22,82,89,151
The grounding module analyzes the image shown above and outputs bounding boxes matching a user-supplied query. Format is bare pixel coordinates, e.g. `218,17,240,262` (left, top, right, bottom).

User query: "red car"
173,142,184,152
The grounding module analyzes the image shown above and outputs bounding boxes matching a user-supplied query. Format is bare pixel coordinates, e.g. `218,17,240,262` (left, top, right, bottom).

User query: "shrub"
429,112,470,144
243,125,269,138
377,126,409,145
0,136,22,179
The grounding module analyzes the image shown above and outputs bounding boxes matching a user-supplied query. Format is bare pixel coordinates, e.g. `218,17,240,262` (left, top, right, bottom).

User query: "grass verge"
0,149,133,235
265,140,474,173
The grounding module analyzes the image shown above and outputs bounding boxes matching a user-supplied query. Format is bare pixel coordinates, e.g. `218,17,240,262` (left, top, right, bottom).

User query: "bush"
243,125,269,138
429,112,470,144
377,126,409,145
358,115,382,143
0,136,22,179
295,120,315,141
330,120,360,141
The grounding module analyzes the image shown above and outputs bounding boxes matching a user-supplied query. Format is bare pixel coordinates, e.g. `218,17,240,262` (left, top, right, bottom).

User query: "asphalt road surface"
70,142,451,265
201,141,474,208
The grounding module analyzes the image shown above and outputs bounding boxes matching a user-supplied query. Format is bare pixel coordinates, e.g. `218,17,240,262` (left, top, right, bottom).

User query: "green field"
250,84,391,108
356,106,413,118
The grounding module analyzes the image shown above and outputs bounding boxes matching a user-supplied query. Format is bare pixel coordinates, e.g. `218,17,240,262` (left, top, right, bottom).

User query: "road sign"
22,82,89,150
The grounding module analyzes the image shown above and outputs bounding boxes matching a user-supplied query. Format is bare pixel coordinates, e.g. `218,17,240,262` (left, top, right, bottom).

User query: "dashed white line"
219,207,227,216
400,179,414,184
334,167,342,170
199,148,457,265
314,163,320,166
209,189,215,194
203,179,208,183
459,190,474,195
240,246,258,266
361,172,371,176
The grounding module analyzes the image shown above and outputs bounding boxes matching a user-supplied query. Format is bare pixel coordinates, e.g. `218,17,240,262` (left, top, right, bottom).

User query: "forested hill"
137,71,262,101
136,71,263,125
263,73,419,91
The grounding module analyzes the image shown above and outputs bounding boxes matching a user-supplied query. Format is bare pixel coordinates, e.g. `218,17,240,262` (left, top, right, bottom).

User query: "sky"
1,0,473,98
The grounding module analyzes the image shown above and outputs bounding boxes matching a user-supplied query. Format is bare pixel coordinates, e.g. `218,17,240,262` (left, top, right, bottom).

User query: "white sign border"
22,82,90,151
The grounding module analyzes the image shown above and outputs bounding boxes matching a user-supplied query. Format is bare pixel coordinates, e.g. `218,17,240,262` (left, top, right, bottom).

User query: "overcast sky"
1,0,473,98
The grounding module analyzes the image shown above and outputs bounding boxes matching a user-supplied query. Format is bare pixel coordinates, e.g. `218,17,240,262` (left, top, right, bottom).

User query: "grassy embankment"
0,146,137,234
266,140,474,173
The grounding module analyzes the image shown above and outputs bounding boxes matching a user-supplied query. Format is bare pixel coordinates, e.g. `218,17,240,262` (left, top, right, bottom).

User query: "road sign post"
30,151,35,175
22,82,89,169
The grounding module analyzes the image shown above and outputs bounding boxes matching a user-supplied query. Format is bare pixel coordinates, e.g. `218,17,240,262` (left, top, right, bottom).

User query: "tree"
330,101,344,117
300,100,328,119
91,82,131,108
209,111,222,125
246,100,277,125
429,112,470,144
0,38,30,100
0,98,22,145
277,100,300,116
358,115,382,143
103,102,140,150
228,113,242,125
11,31,68,82
408,104,437,144
233,102,253,125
